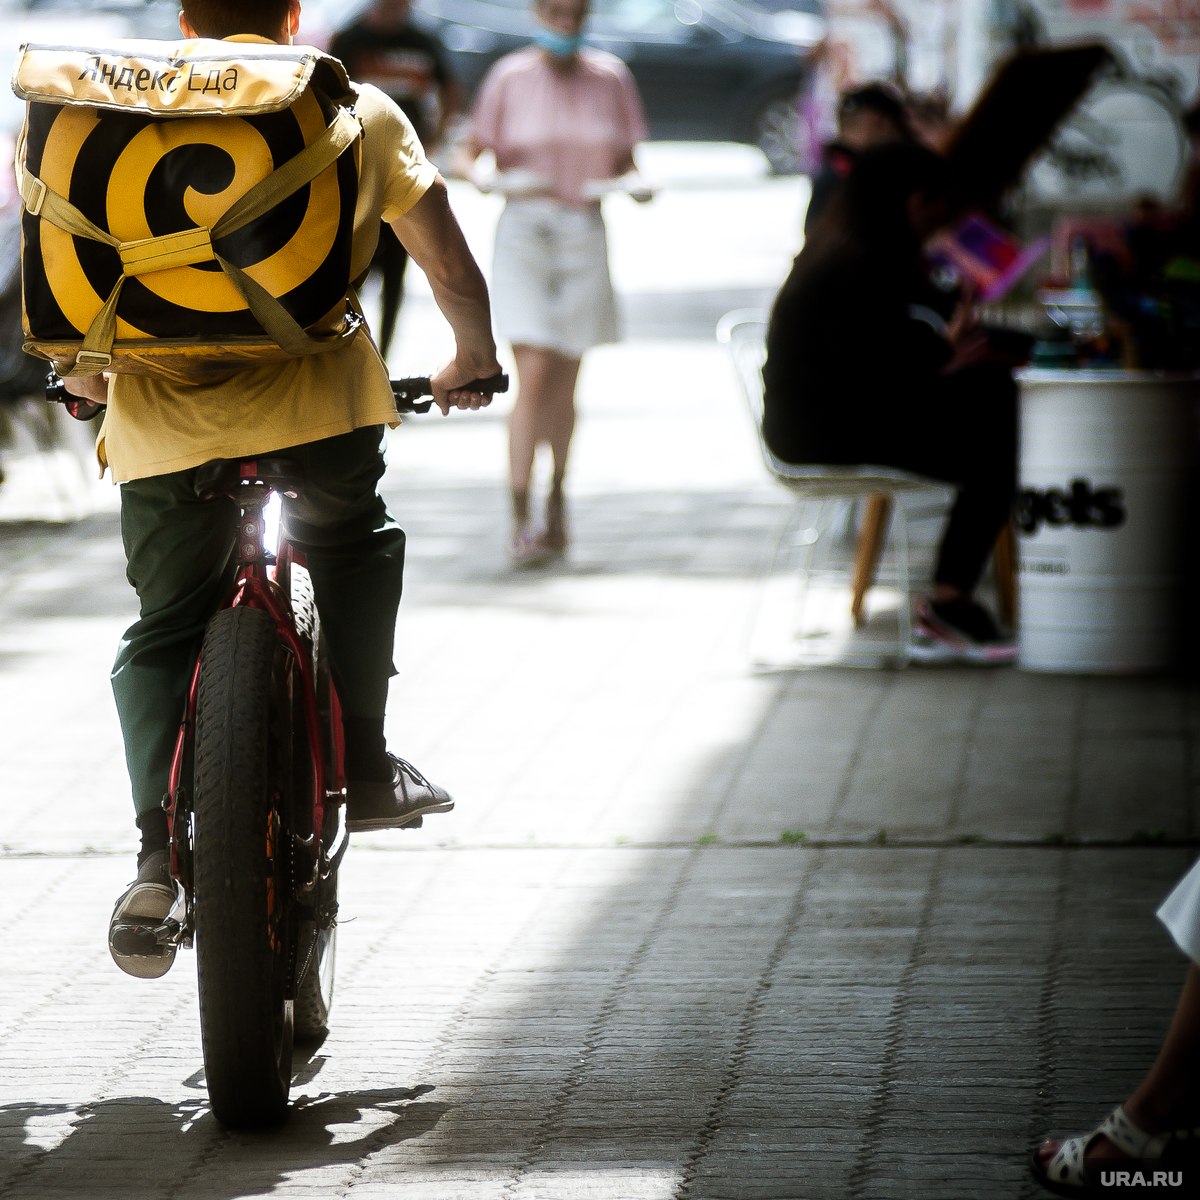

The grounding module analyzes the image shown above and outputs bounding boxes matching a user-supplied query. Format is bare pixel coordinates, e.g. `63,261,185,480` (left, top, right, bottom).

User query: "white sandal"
510,523,548,567
1032,1104,1182,1196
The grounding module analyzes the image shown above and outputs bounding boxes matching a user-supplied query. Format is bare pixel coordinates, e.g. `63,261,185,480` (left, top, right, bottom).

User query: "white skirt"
491,197,618,359
1158,857,1200,964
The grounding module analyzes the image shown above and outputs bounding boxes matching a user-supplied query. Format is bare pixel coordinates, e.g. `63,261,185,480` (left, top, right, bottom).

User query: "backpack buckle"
24,175,46,217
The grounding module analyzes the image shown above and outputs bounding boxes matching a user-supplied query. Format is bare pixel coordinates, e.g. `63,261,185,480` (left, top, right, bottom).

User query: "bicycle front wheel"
193,605,298,1128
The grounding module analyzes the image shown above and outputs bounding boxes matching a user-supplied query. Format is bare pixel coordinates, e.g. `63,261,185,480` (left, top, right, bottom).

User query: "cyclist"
58,0,502,978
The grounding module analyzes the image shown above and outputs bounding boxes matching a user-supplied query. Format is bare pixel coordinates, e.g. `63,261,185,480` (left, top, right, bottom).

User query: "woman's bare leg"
1126,963,1200,1129
544,352,581,483
510,344,580,545
544,352,581,548
510,344,554,527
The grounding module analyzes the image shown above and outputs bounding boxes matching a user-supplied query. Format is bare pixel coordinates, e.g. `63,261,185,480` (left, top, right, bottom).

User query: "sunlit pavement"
1,148,1197,1198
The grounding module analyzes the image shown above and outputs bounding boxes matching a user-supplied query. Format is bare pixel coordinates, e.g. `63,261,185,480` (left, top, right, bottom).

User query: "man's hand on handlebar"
62,372,109,404
431,354,504,416
45,369,109,421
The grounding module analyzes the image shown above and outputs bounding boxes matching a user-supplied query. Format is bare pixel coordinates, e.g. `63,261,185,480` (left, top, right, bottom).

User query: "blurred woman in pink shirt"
455,0,649,563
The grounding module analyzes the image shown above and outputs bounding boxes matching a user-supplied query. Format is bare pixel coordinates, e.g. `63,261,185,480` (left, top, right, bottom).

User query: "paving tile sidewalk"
1,337,1197,1198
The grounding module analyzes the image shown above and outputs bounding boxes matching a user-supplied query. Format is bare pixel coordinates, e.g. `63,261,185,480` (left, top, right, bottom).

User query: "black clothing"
926,597,1005,644
804,143,855,235
330,21,450,144
764,239,952,455
343,715,392,783
136,809,170,867
370,224,409,360
0,205,43,402
763,236,1016,594
332,22,449,353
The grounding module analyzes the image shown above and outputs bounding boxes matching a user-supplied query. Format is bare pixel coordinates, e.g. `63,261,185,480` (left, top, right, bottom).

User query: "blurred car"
416,0,823,171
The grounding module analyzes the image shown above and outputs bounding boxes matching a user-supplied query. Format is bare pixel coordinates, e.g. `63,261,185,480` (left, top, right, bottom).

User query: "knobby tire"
193,606,296,1128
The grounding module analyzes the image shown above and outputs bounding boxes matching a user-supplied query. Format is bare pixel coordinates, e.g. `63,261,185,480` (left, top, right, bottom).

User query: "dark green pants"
112,425,405,819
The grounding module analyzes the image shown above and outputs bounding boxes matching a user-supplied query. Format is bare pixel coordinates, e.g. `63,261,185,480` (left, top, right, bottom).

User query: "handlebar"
391,373,509,413
43,370,511,422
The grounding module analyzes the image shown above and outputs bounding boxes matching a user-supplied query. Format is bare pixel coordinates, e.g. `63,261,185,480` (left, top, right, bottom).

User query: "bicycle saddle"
193,457,306,502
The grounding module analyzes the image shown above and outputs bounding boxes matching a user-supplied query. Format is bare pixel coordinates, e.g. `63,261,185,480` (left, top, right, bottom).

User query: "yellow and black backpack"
13,38,364,384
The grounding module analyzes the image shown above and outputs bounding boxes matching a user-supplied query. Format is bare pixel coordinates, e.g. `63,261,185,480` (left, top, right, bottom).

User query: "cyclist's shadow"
0,1049,448,1198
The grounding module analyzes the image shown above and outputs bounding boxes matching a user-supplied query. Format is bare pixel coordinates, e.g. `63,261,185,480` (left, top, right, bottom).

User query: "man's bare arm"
390,176,500,414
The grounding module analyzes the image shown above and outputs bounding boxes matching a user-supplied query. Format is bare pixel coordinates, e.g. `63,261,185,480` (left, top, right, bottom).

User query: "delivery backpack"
12,38,363,384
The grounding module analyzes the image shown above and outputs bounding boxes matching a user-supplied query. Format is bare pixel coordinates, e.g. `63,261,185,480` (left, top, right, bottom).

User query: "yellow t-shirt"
97,44,438,483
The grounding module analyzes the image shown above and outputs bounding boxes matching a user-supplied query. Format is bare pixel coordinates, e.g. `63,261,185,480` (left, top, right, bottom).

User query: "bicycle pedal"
110,923,168,956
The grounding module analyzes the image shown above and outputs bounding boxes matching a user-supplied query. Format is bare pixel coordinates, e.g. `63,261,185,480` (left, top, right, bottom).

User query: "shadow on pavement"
0,1083,447,1200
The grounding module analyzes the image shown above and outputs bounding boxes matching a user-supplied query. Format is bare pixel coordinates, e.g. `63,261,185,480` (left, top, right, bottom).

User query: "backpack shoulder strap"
18,105,362,373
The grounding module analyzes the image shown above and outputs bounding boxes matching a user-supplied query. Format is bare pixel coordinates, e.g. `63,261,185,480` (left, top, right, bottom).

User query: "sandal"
510,523,548,567
1030,1104,1190,1196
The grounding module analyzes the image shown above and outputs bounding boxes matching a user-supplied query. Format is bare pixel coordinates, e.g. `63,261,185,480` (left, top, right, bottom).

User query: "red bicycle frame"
164,480,346,913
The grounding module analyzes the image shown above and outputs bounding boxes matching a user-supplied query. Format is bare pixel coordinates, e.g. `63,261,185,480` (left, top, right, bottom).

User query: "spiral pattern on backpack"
22,86,358,342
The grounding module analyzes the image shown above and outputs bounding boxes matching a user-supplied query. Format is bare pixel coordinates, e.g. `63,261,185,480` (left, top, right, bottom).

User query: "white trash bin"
1017,369,1199,673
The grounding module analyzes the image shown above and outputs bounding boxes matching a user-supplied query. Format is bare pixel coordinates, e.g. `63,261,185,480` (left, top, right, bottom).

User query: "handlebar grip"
391,373,510,413
457,372,509,395
45,371,105,422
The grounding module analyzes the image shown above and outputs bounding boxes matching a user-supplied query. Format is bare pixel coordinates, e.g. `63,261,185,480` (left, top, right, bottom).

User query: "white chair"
717,309,953,668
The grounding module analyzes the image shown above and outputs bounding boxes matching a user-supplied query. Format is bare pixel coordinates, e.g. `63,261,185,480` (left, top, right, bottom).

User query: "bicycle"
69,372,508,1128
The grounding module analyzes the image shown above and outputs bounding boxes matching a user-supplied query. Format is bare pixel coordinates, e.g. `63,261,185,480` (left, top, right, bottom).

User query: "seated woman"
763,142,1019,656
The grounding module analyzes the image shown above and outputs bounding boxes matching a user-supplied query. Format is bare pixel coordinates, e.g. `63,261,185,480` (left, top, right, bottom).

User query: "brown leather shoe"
345,756,454,832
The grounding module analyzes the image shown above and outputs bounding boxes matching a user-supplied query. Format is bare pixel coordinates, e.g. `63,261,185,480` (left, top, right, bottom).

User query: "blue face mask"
534,25,584,57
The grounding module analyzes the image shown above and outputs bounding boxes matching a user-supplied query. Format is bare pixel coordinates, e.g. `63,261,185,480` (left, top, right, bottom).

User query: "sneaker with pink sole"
912,597,1017,664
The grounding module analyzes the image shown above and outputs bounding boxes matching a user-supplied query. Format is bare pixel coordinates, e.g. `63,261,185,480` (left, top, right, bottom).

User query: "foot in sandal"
511,522,549,567
1030,1104,1196,1196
